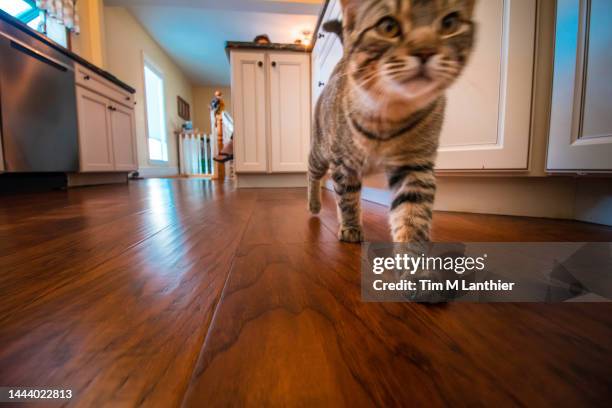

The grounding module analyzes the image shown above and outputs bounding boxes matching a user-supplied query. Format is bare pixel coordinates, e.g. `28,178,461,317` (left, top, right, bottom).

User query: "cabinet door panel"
269,53,311,173
110,105,137,171
547,0,612,172
437,0,536,170
76,87,114,172
231,51,268,173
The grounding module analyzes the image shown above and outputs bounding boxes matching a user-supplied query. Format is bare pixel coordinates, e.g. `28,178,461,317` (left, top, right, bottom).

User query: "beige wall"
192,86,232,133
104,7,193,173
71,0,107,68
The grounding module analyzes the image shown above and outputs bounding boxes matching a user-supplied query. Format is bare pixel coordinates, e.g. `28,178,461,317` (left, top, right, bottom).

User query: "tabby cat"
309,0,476,243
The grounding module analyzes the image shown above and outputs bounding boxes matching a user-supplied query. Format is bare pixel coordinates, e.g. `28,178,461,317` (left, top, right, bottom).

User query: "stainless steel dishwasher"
0,23,79,172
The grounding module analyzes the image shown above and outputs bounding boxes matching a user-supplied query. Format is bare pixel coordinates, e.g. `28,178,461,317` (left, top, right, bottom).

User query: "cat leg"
331,165,363,243
386,163,436,243
386,163,454,302
308,148,328,214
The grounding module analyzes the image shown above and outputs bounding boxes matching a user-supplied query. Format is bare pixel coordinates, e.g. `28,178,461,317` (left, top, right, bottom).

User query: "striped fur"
309,0,476,243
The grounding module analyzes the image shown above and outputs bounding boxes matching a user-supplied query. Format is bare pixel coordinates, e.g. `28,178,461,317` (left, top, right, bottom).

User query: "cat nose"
414,50,436,64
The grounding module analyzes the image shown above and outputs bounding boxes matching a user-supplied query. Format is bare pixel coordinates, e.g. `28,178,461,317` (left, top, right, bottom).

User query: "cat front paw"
308,200,321,215
338,226,363,243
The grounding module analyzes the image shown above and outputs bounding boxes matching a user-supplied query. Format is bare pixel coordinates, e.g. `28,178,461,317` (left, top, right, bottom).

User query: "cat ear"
340,0,358,32
465,0,477,16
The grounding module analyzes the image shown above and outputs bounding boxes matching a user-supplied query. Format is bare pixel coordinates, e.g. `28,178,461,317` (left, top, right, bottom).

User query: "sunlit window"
26,14,41,30
0,0,67,47
144,61,169,162
0,0,33,17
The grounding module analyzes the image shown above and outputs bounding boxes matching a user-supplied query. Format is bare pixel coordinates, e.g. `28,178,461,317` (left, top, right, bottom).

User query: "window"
0,0,67,47
144,60,168,162
0,0,35,18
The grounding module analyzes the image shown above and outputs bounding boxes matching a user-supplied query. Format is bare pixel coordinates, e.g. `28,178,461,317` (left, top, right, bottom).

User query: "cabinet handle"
318,33,325,39
258,61,263,67
125,96,130,101
271,61,277,67
108,106,116,111
84,75,91,80
318,81,325,87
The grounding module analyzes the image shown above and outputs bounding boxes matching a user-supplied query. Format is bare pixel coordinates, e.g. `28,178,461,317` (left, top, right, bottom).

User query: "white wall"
104,7,194,175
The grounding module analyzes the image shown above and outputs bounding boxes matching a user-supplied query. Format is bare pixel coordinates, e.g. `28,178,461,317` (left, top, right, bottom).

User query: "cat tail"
308,147,329,215
322,20,343,44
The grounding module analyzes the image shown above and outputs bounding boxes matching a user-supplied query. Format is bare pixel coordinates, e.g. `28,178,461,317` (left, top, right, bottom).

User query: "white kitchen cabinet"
312,0,537,171
110,104,138,171
231,51,268,173
312,0,343,108
230,49,311,176
76,86,115,172
547,0,612,173
75,64,138,173
269,53,311,172
437,0,536,170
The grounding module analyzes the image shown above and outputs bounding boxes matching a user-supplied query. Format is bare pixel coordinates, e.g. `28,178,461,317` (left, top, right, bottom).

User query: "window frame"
142,53,169,165
16,0,38,23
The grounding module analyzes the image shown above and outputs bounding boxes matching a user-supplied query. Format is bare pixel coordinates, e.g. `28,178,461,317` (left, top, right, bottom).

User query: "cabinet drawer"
75,64,134,108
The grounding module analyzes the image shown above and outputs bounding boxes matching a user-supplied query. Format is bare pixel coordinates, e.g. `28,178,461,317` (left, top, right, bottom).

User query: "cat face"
341,0,476,113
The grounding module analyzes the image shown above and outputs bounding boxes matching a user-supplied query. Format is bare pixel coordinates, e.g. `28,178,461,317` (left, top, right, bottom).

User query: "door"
436,0,536,170
269,53,311,173
547,0,612,173
231,51,268,173
76,86,114,172
110,104,137,171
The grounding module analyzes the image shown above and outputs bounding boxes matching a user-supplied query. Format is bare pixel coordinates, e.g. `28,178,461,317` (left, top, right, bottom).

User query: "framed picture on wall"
177,96,190,121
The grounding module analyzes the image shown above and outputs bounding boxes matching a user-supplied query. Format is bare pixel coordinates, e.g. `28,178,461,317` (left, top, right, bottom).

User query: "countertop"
0,9,135,94
225,41,311,57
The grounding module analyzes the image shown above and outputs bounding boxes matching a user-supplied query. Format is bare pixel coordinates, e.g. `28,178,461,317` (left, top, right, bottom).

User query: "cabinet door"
436,0,536,170
269,53,311,173
231,51,268,173
110,104,138,171
547,0,612,173
312,0,343,108
76,87,114,172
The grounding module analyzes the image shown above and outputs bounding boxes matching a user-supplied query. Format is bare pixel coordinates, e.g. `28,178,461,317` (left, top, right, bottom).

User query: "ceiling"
105,0,324,86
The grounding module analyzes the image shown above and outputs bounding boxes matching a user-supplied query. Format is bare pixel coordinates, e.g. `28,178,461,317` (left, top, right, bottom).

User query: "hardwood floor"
0,179,611,407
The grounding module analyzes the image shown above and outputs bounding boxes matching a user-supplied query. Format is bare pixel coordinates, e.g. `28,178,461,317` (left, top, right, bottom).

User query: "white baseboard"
237,173,307,188
574,178,612,227
327,176,577,220
67,172,128,187
138,166,179,178
326,175,612,226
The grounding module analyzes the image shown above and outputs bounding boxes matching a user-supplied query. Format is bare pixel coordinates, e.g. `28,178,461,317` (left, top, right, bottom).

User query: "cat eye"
376,17,402,38
440,12,462,35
